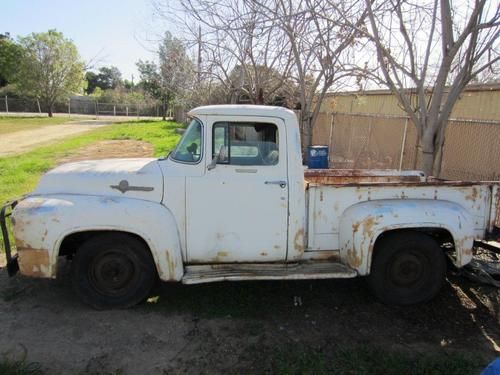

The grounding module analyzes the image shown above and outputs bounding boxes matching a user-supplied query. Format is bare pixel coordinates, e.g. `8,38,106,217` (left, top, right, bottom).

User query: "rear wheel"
72,233,157,309
367,232,446,305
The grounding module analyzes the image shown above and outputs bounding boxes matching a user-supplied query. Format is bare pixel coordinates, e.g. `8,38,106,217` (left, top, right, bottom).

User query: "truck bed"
304,169,500,252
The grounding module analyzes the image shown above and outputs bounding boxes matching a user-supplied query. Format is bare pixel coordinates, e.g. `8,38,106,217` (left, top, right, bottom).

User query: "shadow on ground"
0,261,498,374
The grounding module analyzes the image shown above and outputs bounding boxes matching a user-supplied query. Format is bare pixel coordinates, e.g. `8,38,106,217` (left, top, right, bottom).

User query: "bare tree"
156,0,294,106
251,0,368,152
154,0,367,153
358,0,499,176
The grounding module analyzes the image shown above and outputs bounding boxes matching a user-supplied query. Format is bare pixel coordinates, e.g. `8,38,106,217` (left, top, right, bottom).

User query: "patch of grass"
0,119,181,252
269,345,486,375
0,120,180,205
0,353,42,375
0,116,73,135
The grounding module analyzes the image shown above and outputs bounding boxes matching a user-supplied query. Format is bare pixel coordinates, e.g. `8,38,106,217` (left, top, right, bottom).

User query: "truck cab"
3,105,499,309
163,105,306,265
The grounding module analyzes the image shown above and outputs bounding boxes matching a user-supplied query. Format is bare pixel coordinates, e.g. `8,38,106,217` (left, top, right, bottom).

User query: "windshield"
170,118,203,163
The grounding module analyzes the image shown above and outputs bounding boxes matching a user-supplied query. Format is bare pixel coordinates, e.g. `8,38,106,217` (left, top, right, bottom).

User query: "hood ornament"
110,180,154,194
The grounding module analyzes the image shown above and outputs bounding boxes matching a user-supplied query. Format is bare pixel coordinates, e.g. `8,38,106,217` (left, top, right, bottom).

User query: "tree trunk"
432,136,445,177
301,110,312,164
48,105,53,117
162,96,167,121
419,130,435,176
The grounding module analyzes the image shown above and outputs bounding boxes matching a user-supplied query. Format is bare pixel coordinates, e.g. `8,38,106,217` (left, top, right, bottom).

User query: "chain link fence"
0,95,164,118
312,112,500,181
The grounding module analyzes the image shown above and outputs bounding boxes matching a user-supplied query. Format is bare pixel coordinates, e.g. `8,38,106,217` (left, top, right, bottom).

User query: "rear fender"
338,199,475,275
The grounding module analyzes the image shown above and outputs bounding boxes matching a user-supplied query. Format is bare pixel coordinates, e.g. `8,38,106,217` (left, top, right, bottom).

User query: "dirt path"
0,120,116,157
57,139,154,163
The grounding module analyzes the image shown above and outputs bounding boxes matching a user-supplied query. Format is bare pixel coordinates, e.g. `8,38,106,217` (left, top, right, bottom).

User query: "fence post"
137,105,140,119
68,99,71,117
398,118,409,171
5,96,8,114
36,99,41,114
126,106,128,116
113,105,116,116
328,112,335,165
95,101,98,119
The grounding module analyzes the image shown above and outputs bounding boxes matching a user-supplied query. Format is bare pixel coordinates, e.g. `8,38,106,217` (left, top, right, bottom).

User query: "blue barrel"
307,145,329,169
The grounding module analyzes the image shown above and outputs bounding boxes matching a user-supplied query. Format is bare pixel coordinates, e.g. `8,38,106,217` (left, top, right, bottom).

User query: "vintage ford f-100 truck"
2,105,499,308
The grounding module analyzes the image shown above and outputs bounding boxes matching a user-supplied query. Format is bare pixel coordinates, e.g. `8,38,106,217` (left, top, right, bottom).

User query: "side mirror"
207,155,218,170
208,145,227,171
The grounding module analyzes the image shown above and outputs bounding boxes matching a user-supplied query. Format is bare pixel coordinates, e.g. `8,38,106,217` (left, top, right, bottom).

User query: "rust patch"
320,191,324,202
164,251,176,280
294,229,305,253
273,245,281,250
346,247,362,268
15,238,33,250
352,222,360,233
362,216,378,237
217,251,228,257
310,251,340,262
17,248,51,277
41,229,48,242
465,187,479,202
260,252,268,256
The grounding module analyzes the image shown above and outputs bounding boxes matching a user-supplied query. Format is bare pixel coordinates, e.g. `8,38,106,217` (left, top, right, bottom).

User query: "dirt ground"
0,140,498,374
0,265,498,374
57,139,154,163
0,120,116,157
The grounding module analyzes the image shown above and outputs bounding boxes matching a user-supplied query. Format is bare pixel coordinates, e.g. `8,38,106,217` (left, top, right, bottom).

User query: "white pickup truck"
2,105,499,309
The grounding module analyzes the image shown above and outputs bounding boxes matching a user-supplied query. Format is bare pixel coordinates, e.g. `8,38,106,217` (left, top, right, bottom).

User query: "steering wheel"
187,142,198,159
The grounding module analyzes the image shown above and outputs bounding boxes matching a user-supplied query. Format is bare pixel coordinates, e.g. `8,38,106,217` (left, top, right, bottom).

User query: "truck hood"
32,158,163,202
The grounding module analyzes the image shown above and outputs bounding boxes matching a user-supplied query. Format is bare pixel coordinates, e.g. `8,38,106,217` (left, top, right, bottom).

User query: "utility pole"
197,25,202,85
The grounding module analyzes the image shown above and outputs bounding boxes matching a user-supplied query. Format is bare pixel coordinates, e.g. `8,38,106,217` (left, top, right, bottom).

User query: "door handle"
265,180,287,188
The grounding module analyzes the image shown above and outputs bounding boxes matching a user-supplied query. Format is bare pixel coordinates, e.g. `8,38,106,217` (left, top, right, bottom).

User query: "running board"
182,262,357,284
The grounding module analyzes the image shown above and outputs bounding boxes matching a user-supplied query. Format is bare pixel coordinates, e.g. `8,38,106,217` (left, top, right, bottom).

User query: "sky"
0,0,170,81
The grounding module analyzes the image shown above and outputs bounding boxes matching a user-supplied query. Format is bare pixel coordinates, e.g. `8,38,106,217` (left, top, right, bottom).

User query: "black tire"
71,233,157,309
367,231,446,305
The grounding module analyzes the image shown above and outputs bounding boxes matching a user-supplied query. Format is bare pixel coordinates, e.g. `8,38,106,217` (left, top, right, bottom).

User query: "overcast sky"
1,0,169,81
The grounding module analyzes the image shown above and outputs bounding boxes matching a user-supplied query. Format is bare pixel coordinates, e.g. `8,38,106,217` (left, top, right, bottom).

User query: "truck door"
186,116,288,263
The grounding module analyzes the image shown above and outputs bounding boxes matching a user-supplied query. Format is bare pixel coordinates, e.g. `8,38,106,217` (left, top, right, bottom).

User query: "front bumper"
1,200,19,276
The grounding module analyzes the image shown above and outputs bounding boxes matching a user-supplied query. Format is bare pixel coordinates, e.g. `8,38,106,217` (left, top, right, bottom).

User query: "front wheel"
72,233,157,309
367,232,446,305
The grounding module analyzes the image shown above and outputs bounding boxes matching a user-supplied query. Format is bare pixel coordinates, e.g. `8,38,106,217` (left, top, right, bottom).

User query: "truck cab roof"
188,105,297,122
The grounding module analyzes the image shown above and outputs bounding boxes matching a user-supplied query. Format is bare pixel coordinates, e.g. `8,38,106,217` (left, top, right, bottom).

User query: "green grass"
269,345,485,375
0,119,181,252
0,354,42,375
0,116,73,135
0,119,181,205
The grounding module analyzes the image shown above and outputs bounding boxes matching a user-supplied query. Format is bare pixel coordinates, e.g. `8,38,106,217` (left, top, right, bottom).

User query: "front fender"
12,195,183,281
338,199,475,275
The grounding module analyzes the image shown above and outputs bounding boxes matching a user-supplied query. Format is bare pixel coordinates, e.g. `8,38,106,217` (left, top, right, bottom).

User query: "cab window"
213,122,279,166
171,118,203,163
